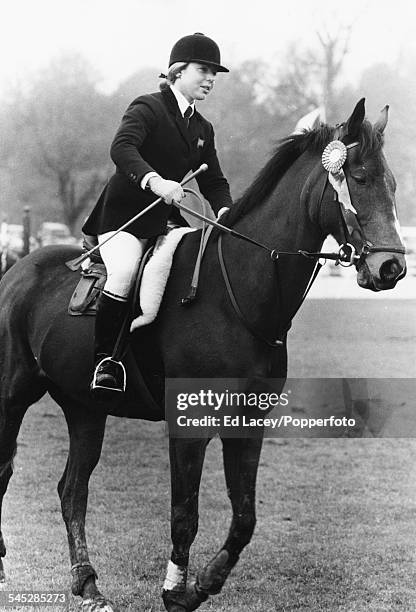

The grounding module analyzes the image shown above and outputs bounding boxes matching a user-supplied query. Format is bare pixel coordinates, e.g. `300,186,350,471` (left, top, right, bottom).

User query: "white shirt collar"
170,85,195,117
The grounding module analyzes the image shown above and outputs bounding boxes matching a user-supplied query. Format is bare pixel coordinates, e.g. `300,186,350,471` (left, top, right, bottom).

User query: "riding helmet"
169,33,229,72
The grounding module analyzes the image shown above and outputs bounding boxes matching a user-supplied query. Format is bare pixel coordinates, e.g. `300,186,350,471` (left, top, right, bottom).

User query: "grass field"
288,298,416,378
1,298,416,611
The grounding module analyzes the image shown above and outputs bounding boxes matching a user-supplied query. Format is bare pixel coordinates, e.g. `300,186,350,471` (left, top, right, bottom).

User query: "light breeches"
98,231,147,300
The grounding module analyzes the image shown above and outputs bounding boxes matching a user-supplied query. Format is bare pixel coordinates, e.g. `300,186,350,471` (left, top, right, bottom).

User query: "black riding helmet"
169,32,229,73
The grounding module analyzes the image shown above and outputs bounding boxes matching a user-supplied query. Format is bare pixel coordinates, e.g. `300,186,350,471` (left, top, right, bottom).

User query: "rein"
217,234,323,347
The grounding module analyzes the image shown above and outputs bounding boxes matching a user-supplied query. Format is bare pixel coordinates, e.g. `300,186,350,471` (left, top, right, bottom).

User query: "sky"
1,0,415,98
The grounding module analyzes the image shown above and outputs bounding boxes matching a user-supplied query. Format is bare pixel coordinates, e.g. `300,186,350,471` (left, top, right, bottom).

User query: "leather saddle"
68,235,155,317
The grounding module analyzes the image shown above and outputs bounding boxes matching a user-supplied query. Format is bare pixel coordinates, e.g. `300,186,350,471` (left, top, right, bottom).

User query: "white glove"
216,207,230,220
148,176,184,205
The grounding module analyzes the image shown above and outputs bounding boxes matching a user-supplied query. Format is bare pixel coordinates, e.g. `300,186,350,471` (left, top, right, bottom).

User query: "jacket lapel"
161,88,191,150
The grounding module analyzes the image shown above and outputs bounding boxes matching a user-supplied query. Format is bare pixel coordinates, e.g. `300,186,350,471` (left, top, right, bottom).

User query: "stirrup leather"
91,357,127,393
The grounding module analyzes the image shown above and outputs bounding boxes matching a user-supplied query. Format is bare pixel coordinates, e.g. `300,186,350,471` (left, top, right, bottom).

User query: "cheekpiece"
322,140,347,174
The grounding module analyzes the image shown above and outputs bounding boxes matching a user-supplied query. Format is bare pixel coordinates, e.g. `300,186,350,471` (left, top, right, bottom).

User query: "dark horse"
0,100,406,611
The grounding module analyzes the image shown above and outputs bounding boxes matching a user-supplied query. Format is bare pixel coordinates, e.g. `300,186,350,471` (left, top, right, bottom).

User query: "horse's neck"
227,154,324,325
235,153,322,255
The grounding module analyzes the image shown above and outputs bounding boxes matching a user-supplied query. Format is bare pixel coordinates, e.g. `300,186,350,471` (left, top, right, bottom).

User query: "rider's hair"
159,63,188,90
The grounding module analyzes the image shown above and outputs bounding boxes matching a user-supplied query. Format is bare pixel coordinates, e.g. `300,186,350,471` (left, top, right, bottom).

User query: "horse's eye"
351,169,367,184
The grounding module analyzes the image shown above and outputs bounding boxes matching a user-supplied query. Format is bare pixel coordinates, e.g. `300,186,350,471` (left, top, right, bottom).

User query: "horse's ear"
342,98,366,140
374,105,389,134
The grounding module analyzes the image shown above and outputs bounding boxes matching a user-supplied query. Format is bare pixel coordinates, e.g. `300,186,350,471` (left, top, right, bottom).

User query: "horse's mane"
224,119,384,226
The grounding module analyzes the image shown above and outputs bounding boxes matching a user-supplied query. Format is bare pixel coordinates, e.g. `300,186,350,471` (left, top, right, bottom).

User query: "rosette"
322,140,347,173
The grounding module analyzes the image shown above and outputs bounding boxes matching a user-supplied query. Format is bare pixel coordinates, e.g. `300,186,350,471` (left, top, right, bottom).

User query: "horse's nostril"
379,258,402,283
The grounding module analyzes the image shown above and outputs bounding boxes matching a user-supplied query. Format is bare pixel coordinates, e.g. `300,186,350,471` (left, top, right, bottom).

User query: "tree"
270,25,353,125
3,54,115,234
111,67,161,116
202,61,283,199
352,61,416,225
317,26,352,123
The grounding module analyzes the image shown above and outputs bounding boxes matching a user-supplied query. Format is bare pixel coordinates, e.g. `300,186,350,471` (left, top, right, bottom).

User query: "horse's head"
225,100,406,292
321,99,406,291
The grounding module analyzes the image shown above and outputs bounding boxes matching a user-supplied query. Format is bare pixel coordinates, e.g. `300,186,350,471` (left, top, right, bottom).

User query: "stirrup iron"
91,356,127,393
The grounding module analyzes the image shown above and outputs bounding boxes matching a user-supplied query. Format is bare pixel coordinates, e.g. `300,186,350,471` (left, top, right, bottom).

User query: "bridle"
323,139,406,267
216,136,406,348
218,138,406,267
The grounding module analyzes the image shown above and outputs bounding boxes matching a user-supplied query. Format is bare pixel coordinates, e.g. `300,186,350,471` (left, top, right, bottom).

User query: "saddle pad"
130,227,195,330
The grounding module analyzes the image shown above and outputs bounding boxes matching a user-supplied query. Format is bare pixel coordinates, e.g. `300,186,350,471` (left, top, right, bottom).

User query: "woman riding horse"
0,98,406,612
82,32,232,395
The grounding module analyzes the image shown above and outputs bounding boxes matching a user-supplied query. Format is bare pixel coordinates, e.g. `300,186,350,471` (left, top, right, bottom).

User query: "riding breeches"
98,231,147,300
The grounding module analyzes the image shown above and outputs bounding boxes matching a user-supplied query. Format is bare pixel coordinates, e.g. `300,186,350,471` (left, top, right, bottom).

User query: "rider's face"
174,63,217,103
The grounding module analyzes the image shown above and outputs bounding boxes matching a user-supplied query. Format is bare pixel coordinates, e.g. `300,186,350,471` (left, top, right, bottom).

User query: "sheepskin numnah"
130,227,195,330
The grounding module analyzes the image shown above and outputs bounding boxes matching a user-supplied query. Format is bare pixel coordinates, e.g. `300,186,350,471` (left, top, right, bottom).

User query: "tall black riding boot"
91,292,130,395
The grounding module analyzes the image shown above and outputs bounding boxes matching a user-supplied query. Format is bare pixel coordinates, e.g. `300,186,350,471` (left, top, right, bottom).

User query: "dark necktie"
184,106,193,128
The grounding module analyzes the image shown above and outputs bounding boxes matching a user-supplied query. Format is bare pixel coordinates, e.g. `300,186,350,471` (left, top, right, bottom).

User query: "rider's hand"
148,176,184,205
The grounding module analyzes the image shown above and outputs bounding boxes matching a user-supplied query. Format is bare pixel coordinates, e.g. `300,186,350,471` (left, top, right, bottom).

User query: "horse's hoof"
81,596,116,612
197,549,231,594
162,589,186,611
162,583,208,612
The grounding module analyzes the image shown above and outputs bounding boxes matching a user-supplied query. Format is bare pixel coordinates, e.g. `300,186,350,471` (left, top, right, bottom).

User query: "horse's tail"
0,250,50,419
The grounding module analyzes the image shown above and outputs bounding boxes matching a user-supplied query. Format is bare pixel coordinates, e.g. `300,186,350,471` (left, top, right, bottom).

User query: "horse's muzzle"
357,256,406,291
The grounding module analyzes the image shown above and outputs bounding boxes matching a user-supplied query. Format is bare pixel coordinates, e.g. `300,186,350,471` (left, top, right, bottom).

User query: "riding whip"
171,200,275,253
66,164,208,271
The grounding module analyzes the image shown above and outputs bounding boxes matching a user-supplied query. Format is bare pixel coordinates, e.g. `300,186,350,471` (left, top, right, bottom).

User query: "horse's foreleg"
194,436,263,598
57,403,110,608
162,437,208,612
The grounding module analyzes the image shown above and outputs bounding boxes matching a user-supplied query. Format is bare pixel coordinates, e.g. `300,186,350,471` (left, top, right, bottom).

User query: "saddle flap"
68,263,106,315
